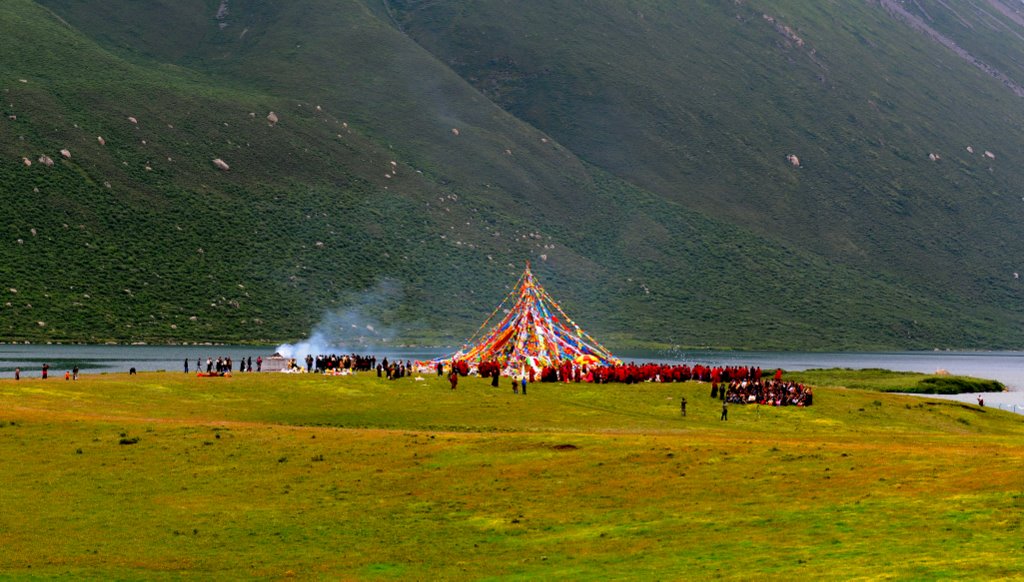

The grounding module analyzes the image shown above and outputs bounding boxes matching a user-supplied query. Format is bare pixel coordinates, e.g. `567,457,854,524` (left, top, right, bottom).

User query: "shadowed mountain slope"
1,0,1021,349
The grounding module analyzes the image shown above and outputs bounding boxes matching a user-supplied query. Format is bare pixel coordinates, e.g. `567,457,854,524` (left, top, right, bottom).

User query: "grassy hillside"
1,371,1022,578
1,0,1022,349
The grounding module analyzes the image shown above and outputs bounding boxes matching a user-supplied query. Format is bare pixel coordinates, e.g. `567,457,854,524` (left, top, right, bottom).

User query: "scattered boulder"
786,153,800,167
267,111,279,124
212,158,230,171
60,149,71,159
128,116,138,124
97,136,105,146
8,115,15,121
928,152,940,161
966,145,974,154
22,157,31,167
37,155,53,167
451,127,460,136
984,150,996,159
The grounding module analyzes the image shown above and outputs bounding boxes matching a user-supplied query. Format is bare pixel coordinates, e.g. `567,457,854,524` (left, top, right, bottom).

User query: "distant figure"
491,369,500,387
721,400,728,421
129,367,137,375
512,377,519,394
247,356,253,372
305,354,313,373
14,367,20,381
206,358,213,374
72,366,79,380
978,395,985,407
449,371,458,390
437,362,444,377
65,371,70,381
680,396,687,417
42,363,49,380
184,359,189,374
521,376,527,395
256,356,262,372
197,358,201,372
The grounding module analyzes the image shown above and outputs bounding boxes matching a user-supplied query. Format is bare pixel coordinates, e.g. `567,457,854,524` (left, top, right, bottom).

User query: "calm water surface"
2,345,1021,389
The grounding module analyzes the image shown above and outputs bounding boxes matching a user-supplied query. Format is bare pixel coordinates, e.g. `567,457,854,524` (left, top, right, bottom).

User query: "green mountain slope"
387,1,1024,310
1,0,1021,349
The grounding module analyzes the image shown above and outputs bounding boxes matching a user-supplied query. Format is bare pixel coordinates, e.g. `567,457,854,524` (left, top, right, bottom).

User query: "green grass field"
1,370,1022,579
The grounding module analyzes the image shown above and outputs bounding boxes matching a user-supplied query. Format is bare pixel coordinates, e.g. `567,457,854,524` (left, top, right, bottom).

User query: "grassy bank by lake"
787,368,1006,394
1,370,1021,579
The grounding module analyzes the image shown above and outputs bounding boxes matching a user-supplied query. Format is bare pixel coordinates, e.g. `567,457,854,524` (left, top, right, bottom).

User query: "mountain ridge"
1,0,1022,350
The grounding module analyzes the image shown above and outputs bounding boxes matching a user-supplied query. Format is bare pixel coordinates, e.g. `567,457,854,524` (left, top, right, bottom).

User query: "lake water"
1,345,1021,412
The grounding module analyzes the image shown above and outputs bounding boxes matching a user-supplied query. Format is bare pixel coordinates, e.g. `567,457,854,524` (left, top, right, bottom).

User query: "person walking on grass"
449,370,458,391
680,396,687,417
721,399,728,421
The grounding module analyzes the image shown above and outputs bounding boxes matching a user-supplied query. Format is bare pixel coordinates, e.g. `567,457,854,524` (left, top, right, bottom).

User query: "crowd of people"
190,355,260,375
714,378,813,407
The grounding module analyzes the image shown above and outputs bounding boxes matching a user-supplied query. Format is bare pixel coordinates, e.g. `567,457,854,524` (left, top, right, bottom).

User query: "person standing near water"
42,363,48,379
184,359,189,374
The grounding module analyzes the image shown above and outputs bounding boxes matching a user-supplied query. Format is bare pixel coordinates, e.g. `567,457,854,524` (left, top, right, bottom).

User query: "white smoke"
275,280,405,358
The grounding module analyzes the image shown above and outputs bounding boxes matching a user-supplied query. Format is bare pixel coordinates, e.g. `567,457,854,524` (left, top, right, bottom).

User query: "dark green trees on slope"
0,0,1021,349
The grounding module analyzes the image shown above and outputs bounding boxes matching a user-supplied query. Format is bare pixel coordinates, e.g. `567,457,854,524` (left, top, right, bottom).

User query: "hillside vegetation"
1,0,1023,349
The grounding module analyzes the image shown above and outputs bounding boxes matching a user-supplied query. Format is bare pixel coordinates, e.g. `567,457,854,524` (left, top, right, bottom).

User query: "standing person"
449,370,458,390
491,369,500,388
206,357,212,374
512,376,519,394
256,356,262,372
14,367,20,381
721,400,728,421
184,359,189,374
436,362,444,377
72,366,79,380
680,396,687,417
305,354,313,373
247,357,253,372
42,363,48,379
521,376,527,395
197,358,201,372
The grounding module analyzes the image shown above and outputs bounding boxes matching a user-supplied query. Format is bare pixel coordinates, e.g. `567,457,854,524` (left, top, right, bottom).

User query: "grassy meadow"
1,370,1022,579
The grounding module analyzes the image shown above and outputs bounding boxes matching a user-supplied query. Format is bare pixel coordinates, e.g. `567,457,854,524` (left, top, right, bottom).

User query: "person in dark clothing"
721,400,728,421
42,363,49,379
521,377,527,395
680,396,687,417
184,359,189,374
449,371,458,390
437,362,444,376
491,370,500,387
